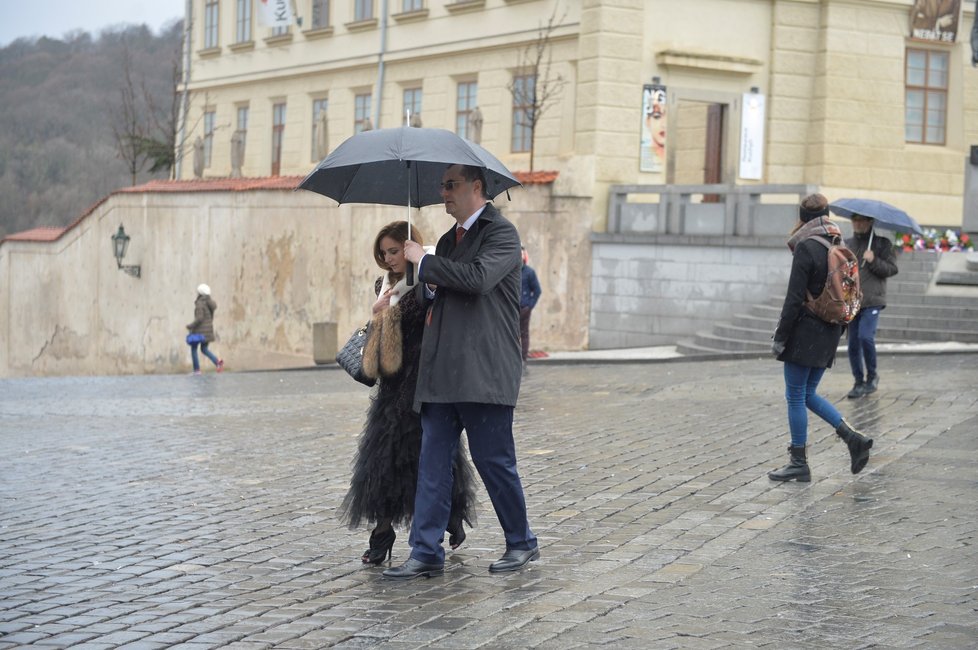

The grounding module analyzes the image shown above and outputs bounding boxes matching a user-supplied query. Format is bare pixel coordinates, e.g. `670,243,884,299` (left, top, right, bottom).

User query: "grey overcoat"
413,203,523,409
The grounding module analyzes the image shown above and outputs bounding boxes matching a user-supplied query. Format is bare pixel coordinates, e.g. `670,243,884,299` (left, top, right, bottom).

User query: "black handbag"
336,324,376,387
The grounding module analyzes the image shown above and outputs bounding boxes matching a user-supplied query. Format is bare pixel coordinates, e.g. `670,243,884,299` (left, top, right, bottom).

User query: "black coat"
773,236,843,368
414,203,523,409
845,232,898,308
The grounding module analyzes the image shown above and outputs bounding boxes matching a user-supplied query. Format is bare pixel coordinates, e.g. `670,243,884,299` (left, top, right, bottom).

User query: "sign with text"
258,0,293,28
738,92,765,181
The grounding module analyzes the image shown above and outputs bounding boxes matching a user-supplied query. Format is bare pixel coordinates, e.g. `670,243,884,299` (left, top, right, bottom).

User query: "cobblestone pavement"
1,355,976,649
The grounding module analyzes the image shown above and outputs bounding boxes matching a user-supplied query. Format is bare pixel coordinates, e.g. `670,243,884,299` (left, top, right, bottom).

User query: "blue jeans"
783,362,843,447
190,342,219,371
847,307,882,382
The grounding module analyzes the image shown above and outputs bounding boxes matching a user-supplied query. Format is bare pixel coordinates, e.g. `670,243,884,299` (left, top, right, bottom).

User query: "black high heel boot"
836,419,873,474
361,528,396,565
447,515,466,550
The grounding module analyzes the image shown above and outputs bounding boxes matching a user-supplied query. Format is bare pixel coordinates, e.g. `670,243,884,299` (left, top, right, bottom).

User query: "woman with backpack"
769,193,873,482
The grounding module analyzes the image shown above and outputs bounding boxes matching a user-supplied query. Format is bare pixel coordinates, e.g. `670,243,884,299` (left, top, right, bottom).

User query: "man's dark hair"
457,165,491,200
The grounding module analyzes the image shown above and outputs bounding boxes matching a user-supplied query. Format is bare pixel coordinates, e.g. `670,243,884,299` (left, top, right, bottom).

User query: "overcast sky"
0,0,185,46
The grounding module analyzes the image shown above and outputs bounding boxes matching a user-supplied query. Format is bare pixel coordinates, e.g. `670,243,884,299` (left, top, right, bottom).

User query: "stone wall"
0,182,591,378
589,234,790,349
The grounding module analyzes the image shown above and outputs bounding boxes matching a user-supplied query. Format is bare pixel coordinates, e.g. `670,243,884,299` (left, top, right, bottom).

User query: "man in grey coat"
383,164,538,579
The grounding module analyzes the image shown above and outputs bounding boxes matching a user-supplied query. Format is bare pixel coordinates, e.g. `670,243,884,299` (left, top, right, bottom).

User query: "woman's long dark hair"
373,221,425,284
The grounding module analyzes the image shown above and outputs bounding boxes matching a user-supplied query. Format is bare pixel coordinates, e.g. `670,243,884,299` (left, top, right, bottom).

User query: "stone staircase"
676,252,978,355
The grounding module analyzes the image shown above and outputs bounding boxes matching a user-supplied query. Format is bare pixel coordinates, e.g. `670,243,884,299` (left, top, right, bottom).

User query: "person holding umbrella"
769,193,873,482
383,164,538,579
844,215,898,398
339,221,478,566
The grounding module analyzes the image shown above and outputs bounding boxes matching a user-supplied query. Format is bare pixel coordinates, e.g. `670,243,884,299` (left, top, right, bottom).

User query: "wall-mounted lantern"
111,225,141,278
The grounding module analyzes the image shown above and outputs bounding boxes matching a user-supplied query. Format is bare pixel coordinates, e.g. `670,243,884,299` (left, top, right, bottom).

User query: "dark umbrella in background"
298,126,521,283
829,198,924,267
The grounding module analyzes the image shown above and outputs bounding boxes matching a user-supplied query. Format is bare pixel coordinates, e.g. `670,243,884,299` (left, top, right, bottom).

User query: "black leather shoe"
488,547,540,573
847,381,865,399
382,558,444,580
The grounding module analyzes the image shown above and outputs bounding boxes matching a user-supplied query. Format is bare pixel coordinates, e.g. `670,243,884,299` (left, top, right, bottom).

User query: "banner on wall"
258,0,294,28
738,92,765,181
639,83,667,173
909,0,961,42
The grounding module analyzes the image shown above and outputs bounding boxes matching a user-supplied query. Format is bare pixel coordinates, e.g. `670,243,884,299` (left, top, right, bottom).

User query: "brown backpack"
803,236,862,324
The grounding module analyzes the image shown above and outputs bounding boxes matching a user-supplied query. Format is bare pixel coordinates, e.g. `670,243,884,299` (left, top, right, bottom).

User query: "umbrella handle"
407,261,414,286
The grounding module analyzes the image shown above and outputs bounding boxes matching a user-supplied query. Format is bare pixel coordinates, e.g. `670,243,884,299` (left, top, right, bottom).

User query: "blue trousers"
847,307,882,382
783,362,843,447
409,402,537,565
190,342,219,371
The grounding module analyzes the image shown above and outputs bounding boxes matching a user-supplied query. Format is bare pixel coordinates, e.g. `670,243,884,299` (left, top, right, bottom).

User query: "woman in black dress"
340,221,477,564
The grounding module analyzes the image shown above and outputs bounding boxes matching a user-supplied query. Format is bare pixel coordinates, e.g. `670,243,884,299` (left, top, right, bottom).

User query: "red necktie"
456,226,465,244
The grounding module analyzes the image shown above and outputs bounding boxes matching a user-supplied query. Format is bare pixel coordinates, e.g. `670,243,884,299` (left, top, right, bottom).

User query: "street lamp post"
111,225,141,278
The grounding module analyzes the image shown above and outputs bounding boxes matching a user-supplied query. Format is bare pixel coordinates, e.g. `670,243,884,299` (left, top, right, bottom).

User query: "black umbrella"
298,126,520,207
298,126,520,283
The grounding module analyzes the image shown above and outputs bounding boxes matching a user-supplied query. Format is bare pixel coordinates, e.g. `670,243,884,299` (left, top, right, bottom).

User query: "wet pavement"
1,355,976,649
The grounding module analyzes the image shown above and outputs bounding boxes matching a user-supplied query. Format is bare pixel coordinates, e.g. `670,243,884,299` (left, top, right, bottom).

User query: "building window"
203,110,216,167
271,24,290,36
237,105,249,132
456,81,477,137
236,0,252,42
905,48,948,145
354,93,372,133
272,102,286,176
402,0,422,11
511,74,535,153
204,0,220,48
403,87,422,125
355,0,373,21
311,98,329,161
311,0,329,28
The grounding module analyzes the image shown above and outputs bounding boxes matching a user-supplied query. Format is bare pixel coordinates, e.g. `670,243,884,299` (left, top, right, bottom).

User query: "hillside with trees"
0,23,181,239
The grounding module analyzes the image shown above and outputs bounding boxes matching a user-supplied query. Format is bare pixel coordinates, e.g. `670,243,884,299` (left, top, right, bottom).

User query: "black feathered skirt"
339,369,477,530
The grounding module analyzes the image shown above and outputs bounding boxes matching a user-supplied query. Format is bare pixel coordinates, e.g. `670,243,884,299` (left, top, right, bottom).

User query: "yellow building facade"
180,0,977,228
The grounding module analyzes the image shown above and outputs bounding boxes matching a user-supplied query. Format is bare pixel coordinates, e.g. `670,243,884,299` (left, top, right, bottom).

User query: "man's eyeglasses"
439,179,468,191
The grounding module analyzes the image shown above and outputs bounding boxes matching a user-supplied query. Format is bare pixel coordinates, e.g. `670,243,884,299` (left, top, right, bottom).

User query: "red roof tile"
2,171,556,245
2,226,67,242
118,176,306,193
515,170,559,185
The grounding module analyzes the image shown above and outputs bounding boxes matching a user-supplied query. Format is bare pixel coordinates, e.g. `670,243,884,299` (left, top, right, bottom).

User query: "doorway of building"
673,100,727,201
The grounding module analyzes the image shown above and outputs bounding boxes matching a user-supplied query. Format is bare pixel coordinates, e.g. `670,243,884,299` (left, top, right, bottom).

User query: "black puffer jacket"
845,232,898,309
773,236,843,368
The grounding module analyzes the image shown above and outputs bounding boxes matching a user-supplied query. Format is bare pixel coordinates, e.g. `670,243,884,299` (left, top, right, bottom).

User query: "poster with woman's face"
910,0,960,42
640,85,667,173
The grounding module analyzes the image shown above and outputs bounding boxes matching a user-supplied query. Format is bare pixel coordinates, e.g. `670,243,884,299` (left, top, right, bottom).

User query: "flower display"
895,228,974,253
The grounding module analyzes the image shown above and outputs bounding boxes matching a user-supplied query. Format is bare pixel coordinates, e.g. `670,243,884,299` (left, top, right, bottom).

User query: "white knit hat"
197,283,211,296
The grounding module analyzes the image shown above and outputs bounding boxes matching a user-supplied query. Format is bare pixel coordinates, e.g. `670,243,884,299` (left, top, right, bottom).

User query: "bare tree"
506,3,567,171
110,41,150,185
110,38,191,182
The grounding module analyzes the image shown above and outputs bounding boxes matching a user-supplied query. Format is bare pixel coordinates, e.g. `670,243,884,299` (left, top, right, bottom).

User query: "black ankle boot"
847,380,865,399
768,445,811,482
836,419,873,474
862,375,878,395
